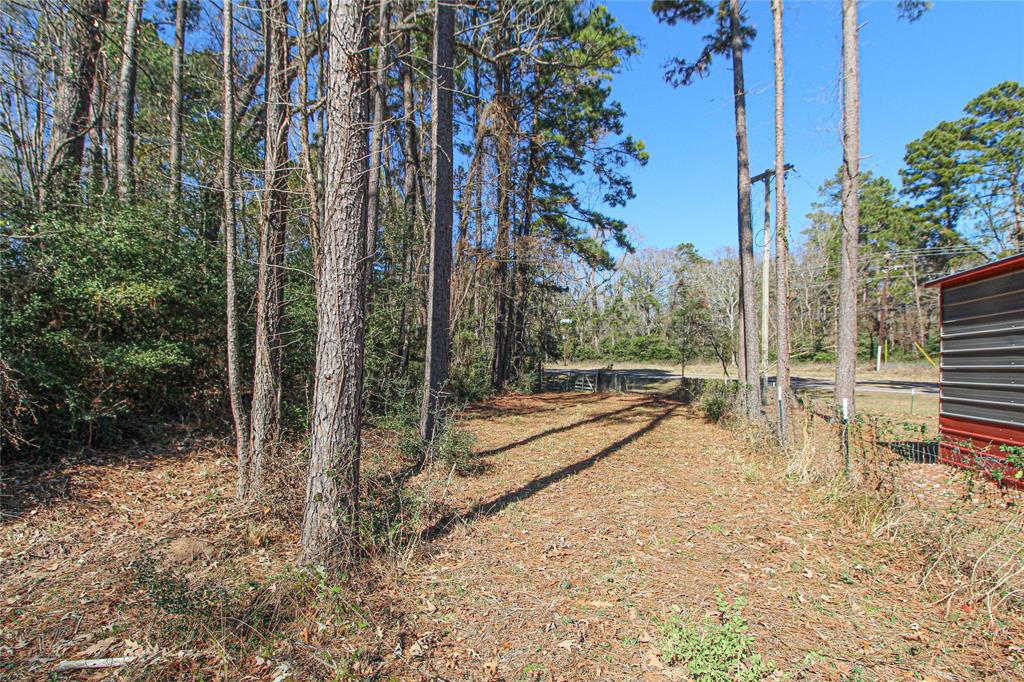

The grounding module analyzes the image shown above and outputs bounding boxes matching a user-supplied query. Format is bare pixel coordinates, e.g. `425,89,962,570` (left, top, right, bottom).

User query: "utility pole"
751,163,793,400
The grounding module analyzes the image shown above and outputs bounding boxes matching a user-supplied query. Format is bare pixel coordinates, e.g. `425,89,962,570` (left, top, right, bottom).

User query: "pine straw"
2,394,1023,679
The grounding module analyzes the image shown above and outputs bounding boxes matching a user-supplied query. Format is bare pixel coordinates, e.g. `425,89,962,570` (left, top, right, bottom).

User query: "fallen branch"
53,656,137,672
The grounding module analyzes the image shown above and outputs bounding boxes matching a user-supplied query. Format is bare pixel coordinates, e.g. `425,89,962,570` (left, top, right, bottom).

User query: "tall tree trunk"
491,60,514,389
772,0,791,441
397,18,417,373
43,0,107,207
301,0,368,565
88,48,108,197
297,0,323,273
835,0,860,415
365,0,390,287
729,0,760,417
245,0,290,499
419,0,454,444
223,0,251,498
115,0,143,201
1012,189,1023,250
168,0,186,202
511,87,543,381
760,175,770,395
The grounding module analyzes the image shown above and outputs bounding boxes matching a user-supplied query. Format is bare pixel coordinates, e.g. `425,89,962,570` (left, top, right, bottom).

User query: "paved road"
541,367,938,396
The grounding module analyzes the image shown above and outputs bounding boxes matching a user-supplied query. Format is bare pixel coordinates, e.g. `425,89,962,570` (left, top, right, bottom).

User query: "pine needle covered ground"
2,393,1021,680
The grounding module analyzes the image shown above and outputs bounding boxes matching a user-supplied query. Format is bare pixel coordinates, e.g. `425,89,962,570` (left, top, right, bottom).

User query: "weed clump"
128,552,233,621
433,423,479,475
659,594,777,681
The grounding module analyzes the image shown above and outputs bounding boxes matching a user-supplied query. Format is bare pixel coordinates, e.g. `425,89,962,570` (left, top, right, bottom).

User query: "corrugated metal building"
925,252,1024,483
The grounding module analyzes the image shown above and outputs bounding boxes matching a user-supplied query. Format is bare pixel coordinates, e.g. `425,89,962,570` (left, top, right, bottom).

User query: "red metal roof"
924,251,1024,288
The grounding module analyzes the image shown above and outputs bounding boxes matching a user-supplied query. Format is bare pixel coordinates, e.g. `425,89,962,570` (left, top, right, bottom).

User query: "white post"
876,345,882,372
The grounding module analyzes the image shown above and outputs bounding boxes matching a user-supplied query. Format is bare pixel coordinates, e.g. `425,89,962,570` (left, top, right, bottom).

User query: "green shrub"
449,343,494,403
360,477,425,554
660,594,777,681
434,423,479,475
699,380,737,422
2,205,230,449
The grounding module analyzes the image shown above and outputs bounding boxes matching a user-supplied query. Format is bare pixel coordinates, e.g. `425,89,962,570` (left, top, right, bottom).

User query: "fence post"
841,397,851,478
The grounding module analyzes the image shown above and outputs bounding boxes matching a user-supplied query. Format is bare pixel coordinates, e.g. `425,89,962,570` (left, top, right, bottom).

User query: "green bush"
449,343,495,403
433,423,479,475
128,552,232,620
2,205,230,449
699,380,737,422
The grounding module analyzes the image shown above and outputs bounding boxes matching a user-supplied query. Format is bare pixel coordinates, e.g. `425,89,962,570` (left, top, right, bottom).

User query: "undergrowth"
659,593,779,681
697,380,738,423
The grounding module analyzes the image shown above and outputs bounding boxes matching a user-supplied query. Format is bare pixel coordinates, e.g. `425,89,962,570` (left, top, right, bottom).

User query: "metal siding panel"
942,332,1024,352
942,384,1024,406
941,369,1024,383
942,269,1024,307
941,354,1024,367
940,404,1024,428
939,267,1024,433
941,308,1024,336
943,294,1024,325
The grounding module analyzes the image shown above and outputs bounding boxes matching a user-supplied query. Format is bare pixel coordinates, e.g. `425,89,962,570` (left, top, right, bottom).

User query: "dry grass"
775,394,1024,638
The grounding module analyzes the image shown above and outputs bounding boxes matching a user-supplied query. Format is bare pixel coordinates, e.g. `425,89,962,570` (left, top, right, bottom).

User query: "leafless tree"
365,0,390,280
245,0,291,499
222,0,251,498
42,0,107,206
772,0,791,440
168,0,186,202
115,0,143,200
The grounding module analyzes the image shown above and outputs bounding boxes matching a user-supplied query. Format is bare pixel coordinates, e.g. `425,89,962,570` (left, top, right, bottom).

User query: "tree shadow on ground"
424,401,678,541
460,392,617,420
473,397,658,458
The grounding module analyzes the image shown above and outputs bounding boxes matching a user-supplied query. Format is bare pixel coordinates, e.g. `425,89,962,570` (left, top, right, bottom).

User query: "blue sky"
601,0,1024,257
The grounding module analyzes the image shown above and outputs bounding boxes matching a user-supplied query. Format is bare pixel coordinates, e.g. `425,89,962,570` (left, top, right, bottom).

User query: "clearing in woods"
2,393,1020,679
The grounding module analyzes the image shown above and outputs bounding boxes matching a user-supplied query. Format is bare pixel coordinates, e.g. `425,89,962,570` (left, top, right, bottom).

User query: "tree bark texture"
419,0,455,444
772,0,791,441
168,0,186,202
301,0,369,565
223,0,252,497
44,0,107,206
729,0,761,417
397,19,418,374
365,0,390,281
245,0,291,499
835,0,860,415
297,0,323,271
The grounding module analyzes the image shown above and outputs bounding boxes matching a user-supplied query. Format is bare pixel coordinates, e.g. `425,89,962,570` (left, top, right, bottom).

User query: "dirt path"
397,393,1016,680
